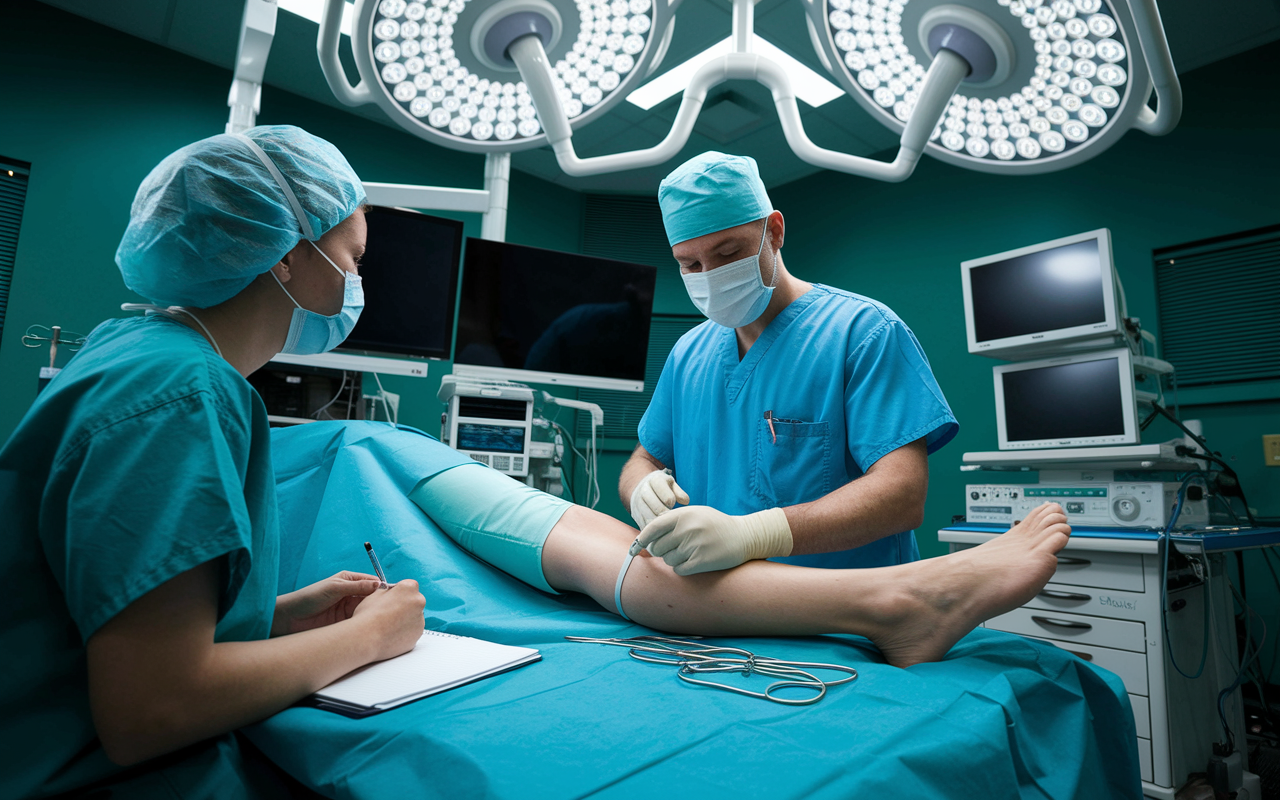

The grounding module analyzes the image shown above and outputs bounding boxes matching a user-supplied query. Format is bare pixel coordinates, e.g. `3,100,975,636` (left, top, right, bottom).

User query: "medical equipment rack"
939,524,1280,799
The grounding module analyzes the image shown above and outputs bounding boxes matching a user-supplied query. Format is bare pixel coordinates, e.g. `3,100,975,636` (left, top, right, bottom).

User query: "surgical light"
805,0,1181,173
318,0,676,152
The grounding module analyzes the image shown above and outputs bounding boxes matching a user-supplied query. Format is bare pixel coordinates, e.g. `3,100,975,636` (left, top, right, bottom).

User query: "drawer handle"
1038,589,1092,602
1055,556,1092,567
1067,650,1094,662
1032,615,1094,631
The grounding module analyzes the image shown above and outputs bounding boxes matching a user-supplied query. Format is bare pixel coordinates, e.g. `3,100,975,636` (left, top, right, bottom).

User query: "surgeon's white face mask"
270,240,364,355
681,221,777,329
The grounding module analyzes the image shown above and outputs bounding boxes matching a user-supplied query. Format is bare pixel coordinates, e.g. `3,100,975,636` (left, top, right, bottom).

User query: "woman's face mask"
270,240,364,355
680,221,777,329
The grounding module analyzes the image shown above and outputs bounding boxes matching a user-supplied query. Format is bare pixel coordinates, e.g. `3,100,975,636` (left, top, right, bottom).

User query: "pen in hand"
365,541,388,589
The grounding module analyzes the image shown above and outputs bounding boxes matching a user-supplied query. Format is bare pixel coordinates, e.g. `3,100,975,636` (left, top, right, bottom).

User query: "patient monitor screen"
455,238,657,384
1002,358,1126,444
340,206,463,360
971,239,1107,343
457,423,525,453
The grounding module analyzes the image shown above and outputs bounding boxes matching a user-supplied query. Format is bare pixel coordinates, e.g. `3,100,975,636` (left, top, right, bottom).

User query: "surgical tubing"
614,549,639,621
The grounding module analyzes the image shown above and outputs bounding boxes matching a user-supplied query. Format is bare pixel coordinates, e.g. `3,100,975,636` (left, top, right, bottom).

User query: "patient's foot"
867,502,1070,668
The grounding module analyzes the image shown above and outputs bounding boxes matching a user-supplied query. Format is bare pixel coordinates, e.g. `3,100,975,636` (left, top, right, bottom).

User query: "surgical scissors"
565,635,857,706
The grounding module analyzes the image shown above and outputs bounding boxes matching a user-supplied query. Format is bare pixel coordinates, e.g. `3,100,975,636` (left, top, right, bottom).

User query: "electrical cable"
1219,580,1267,753
549,420,578,504
1149,402,1257,526
312,371,349,419
1162,474,1211,681
549,419,584,505
371,372,396,426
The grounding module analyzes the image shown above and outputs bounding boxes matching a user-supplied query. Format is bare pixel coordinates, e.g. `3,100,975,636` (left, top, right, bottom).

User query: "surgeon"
619,152,959,575
0,126,428,798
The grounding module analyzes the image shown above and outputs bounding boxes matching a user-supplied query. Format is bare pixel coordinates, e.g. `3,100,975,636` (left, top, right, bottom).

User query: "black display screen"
971,239,1108,343
457,423,525,453
338,206,463,359
1002,357,1126,443
455,238,657,384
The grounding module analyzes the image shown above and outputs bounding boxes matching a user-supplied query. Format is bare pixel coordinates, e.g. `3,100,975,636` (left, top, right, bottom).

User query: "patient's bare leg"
541,502,1069,668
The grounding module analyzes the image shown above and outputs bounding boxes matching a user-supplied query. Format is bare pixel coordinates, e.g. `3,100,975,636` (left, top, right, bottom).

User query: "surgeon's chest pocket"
751,417,833,507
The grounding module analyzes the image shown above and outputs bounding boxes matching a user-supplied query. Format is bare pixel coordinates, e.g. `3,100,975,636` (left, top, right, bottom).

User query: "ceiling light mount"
474,0,563,71
919,6,1014,86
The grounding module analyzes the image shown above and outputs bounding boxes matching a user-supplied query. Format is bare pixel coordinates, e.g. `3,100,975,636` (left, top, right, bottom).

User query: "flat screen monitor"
453,238,657,392
336,205,463,361
962,229,1120,357
993,348,1138,450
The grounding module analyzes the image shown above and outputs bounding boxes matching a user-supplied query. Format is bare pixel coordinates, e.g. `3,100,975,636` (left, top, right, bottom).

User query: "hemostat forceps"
565,635,857,706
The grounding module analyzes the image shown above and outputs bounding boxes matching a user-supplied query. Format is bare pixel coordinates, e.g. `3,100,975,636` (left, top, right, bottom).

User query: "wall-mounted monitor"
993,348,1138,450
453,238,657,392
962,229,1122,359
336,205,464,361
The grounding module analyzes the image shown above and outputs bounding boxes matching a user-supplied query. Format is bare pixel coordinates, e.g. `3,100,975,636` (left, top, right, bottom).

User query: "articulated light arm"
509,34,966,181
226,0,278,134
360,151,512,242
1128,0,1182,136
318,0,372,106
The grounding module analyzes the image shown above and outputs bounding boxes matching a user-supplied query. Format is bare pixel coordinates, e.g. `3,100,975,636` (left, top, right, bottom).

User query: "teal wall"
0,1,581,447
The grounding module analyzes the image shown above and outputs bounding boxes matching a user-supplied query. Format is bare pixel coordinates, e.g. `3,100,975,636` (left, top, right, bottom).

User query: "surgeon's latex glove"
633,506,792,575
629,469,690,528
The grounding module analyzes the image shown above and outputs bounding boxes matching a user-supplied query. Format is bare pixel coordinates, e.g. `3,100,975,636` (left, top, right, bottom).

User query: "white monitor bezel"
993,347,1138,450
452,363,644,393
962,228,1120,357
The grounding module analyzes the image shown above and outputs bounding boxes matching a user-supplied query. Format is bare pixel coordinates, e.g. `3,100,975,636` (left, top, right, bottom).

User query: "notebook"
310,629,541,717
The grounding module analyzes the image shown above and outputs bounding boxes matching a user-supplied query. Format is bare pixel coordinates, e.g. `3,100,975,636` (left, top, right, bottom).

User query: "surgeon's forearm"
782,438,928,555
618,444,666,508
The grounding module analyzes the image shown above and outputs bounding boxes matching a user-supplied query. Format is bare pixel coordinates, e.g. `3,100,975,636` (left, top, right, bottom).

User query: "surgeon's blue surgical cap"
116,125,366,308
658,151,773,247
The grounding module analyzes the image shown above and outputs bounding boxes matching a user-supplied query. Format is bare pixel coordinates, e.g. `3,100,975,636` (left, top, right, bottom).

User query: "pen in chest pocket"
764,410,777,445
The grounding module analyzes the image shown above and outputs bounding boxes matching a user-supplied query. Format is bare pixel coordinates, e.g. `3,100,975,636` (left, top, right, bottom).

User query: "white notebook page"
315,630,540,709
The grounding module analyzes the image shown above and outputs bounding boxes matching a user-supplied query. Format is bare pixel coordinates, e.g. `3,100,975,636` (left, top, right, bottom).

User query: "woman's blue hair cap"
658,151,773,247
116,125,365,308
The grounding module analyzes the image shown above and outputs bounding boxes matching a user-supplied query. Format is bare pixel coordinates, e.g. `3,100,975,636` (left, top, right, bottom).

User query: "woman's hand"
350,579,428,662
272,571,383,637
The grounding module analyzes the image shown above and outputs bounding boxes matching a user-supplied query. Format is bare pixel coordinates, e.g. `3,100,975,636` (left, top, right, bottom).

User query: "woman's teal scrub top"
638,285,958,569
0,315,279,798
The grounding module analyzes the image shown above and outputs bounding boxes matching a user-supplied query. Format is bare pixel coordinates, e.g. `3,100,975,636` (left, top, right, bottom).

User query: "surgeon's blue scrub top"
0,315,279,798
639,284,957,569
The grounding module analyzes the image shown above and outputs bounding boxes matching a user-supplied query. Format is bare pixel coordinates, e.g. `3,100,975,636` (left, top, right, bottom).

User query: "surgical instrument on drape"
565,634,857,706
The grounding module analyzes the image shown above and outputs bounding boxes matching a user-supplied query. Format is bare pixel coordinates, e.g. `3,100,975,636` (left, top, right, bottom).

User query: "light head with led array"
807,0,1156,173
323,0,676,152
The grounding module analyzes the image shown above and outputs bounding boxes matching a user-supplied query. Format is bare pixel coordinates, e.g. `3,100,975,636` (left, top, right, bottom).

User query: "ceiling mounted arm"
318,0,373,106
1127,0,1180,135
510,24,966,181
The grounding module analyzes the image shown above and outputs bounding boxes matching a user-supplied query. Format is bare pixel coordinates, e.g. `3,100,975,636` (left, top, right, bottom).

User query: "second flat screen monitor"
455,238,657,391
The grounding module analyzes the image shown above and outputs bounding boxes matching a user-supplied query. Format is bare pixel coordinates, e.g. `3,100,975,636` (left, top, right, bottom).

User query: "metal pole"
731,0,754,53
481,152,511,242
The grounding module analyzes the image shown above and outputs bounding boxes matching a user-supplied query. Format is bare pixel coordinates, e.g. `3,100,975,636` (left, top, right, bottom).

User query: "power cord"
1147,402,1256,526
